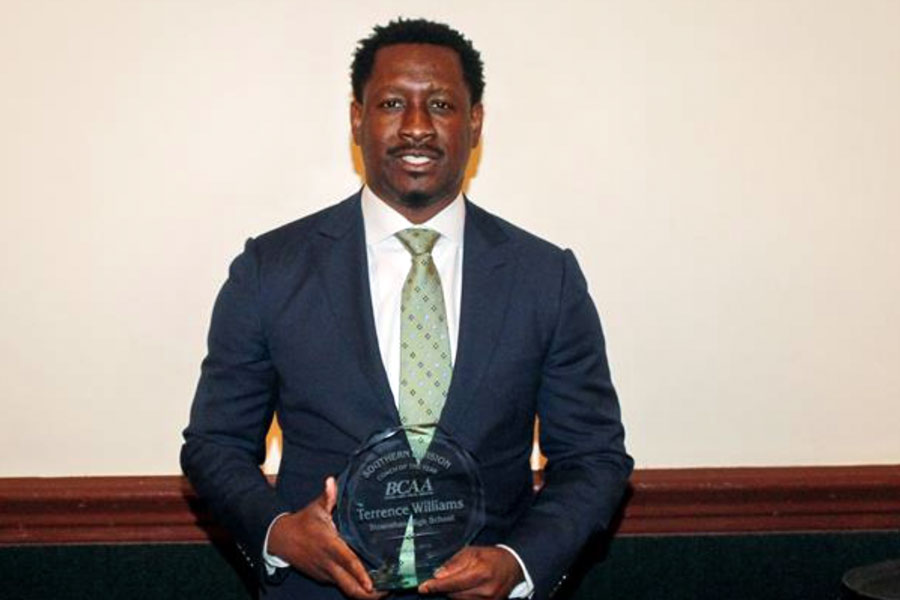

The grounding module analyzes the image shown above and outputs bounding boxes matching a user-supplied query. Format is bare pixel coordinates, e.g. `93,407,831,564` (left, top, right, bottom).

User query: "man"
181,18,632,600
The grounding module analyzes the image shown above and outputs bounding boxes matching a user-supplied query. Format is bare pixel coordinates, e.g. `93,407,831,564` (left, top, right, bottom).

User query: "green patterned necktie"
394,228,453,584
395,228,453,459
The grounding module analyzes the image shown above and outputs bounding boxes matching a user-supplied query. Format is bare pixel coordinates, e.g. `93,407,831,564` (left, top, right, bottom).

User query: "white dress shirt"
361,186,464,403
264,187,533,597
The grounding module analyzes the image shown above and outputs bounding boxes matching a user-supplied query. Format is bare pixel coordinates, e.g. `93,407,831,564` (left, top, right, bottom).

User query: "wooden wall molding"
1,466,898,545
617,465,900,535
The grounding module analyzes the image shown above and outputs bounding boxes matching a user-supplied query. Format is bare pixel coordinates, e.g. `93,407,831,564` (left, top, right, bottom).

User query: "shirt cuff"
496,544,534,598
262,512,292,575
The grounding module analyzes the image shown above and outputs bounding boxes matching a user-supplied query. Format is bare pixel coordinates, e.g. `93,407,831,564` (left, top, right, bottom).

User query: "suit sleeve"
180,237,291,580
503,249,633,599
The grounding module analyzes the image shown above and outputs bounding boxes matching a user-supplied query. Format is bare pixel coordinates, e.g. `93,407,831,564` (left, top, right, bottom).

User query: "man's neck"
368,190,460,224
362,186,465,247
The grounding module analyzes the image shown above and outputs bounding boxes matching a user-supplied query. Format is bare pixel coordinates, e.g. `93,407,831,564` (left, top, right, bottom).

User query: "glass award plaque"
336,425,485,590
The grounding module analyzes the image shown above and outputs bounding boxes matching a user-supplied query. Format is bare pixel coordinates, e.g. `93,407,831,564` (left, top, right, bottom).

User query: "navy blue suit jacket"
181,193,632,599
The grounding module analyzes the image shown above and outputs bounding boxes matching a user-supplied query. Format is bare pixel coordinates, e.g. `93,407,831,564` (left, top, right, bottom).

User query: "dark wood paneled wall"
2,466,898,545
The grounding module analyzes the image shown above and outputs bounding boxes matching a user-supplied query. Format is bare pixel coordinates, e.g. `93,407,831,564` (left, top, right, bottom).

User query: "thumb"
320,476,338,514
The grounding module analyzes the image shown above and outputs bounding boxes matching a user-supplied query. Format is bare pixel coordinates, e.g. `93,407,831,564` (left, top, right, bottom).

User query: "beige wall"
2,0,898,476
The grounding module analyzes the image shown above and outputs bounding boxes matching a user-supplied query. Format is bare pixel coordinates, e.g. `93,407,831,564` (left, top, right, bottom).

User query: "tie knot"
396,228,440,256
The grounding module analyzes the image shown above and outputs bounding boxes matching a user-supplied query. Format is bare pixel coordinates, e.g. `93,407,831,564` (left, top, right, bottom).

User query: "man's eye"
379,99,403,109
430,100,452,111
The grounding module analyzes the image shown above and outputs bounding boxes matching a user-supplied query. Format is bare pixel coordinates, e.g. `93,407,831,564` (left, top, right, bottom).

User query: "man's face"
351,44,483,211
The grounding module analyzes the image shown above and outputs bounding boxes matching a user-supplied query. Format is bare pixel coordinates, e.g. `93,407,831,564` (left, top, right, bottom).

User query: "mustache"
388,144,443,158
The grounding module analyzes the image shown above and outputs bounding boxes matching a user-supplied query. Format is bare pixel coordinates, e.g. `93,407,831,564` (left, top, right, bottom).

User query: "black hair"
351,18,485,105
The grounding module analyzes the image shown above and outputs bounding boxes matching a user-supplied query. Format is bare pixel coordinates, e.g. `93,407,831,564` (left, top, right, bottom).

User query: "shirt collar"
361,186,466,247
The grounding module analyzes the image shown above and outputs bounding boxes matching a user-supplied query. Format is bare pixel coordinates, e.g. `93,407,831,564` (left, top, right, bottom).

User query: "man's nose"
399,105,436,143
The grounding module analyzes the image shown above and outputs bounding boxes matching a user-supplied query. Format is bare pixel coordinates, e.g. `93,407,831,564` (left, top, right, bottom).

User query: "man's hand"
267,476,385,600
418,546,524,599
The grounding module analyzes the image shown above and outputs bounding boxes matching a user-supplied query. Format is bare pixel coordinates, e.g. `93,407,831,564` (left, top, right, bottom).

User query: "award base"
370,565,420,591
369,543,445,590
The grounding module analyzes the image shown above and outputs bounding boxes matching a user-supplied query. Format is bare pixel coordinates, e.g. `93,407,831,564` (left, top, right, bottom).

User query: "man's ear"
470,103,484,148
350,100,363,145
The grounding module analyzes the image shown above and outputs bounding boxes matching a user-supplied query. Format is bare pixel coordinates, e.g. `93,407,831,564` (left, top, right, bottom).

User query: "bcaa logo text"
384,477,434,499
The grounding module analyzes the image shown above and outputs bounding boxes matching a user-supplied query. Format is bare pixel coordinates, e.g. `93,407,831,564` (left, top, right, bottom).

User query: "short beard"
398,190,434,208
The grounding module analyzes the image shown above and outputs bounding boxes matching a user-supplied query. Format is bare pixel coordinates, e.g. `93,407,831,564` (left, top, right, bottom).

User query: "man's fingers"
325,540,387,600
419,547,523,599
420,550,483,594
323,530,376,593
311,534,383,599
433,549,470,578
342,547,376,592
328,562,384,600
420,568,483,595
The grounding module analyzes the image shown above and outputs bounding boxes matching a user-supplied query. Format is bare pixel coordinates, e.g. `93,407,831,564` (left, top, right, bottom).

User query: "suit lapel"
441,200,517,437
310,194,397,425
307,195,516,436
